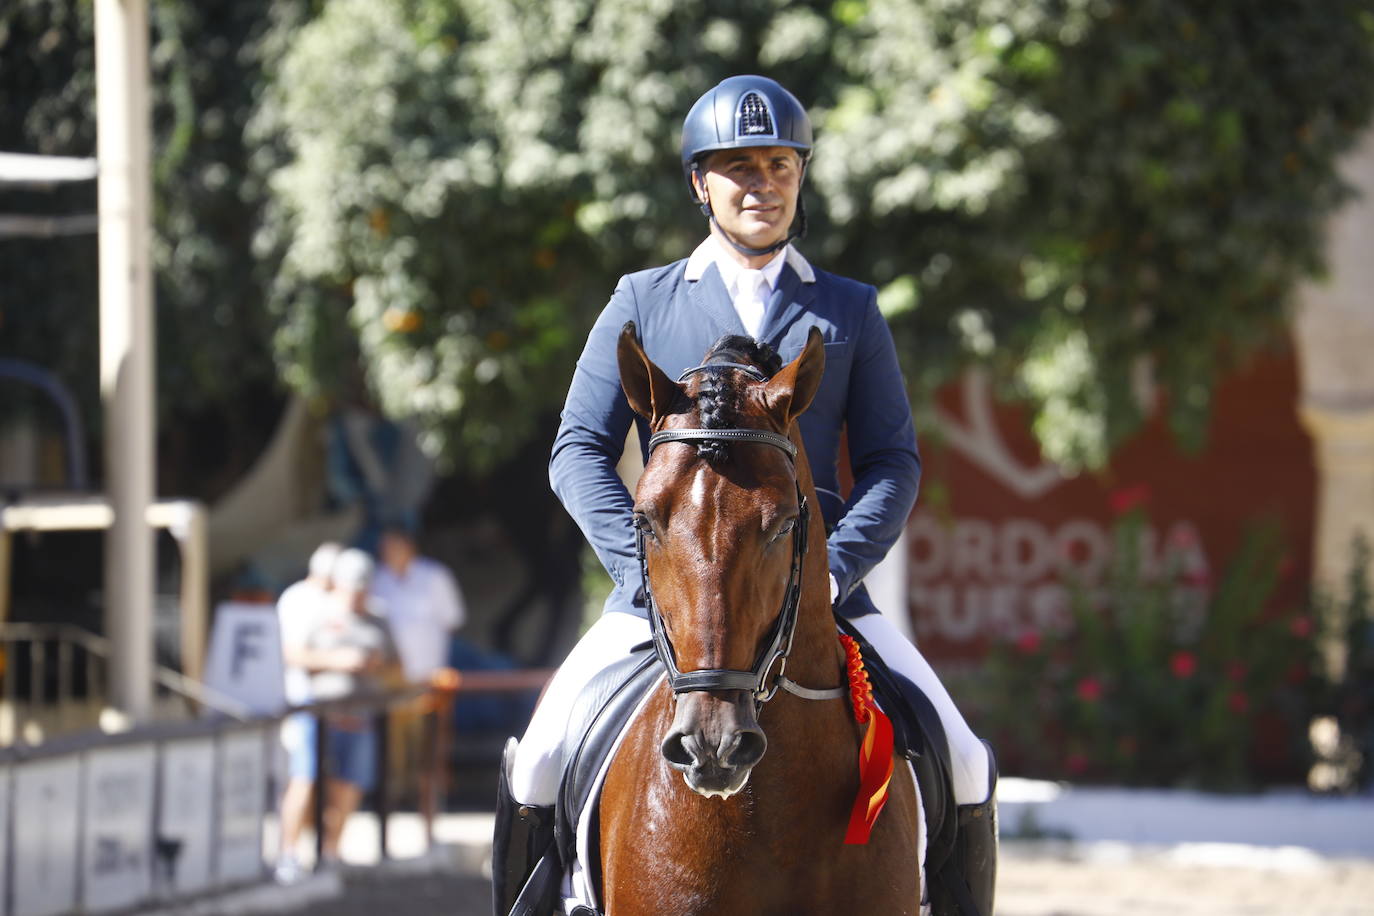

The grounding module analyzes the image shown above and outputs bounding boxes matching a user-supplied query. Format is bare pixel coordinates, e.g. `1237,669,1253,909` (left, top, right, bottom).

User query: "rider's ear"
691,167,709,206
763,326,825,424
618,321,680,422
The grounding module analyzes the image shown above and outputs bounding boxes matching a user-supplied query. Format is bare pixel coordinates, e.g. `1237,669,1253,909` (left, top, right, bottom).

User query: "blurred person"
370,523,466,806
372,523,466,683
305,548,403,862
273,541,340,883
497,76,995,915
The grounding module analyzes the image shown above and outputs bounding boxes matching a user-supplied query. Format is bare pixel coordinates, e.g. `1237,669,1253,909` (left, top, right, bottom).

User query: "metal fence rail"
0,623,251,745
0,665,551,916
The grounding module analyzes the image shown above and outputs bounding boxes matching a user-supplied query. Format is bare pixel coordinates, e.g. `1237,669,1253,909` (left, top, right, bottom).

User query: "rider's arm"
549,277,642,596
827,289,921,605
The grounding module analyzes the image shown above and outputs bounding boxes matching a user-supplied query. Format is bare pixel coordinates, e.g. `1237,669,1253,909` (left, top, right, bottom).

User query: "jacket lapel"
758,263,817,346
687,262,748,336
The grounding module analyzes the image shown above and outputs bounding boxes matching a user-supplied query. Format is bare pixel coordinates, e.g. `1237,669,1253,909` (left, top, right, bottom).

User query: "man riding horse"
495,75,998,915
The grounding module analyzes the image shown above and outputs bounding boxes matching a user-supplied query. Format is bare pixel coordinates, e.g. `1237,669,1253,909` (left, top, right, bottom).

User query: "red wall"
907,345,1316,671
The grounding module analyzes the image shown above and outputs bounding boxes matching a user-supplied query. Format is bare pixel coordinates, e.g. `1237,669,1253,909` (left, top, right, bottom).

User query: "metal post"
0,529,11,626
376,709,391,861
313,711,327,868
96,0,155,720
178,503,208,683
148,501,209,682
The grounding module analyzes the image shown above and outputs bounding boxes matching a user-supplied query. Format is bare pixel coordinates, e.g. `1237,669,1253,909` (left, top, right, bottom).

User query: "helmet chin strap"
702,199,809,259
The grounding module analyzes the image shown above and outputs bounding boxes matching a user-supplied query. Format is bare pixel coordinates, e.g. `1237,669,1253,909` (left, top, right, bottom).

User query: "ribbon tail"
844,703,895,845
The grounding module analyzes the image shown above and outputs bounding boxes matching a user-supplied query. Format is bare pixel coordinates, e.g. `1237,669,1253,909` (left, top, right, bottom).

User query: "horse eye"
770,518,797,544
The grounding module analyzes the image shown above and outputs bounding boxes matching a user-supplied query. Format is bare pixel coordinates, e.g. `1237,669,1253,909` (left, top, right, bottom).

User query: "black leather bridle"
633,360,842,705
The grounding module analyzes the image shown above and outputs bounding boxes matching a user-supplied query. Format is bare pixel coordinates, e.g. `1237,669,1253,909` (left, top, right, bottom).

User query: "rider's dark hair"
692,335,782,463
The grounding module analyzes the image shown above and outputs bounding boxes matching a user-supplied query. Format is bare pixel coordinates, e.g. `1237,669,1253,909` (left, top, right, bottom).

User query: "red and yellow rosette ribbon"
840,634,895,845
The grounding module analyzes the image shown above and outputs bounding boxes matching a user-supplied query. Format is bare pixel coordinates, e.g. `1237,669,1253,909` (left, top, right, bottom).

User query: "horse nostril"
723,728,767,768
661,730,700,769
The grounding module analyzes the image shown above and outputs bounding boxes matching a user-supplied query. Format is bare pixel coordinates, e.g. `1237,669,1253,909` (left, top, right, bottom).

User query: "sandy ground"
188,839,1374,916
998,842,1374,916
166,810,1374,915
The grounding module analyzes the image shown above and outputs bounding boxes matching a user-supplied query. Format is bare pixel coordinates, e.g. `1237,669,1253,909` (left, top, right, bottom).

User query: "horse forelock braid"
694,372,735,463
703,334,783,377
689,335,782,464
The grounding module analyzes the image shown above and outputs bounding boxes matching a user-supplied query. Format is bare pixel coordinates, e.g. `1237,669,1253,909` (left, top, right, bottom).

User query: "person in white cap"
305,548,402,861
274,541,340,882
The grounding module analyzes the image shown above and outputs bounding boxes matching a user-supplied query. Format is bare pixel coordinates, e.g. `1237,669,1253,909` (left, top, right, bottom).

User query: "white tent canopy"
0,152,98,185
0,151,99,238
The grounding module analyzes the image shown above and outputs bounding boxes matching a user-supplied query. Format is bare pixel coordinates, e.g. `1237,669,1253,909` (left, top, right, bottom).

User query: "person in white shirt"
274,541,339,882
372,525,465,682
370,524,466,803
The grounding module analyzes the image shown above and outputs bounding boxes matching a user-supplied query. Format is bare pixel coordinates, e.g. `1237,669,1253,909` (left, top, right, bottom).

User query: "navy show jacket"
549,242,921,621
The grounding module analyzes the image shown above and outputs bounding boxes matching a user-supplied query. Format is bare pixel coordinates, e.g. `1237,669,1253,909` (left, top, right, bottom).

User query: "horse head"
617,322,825,799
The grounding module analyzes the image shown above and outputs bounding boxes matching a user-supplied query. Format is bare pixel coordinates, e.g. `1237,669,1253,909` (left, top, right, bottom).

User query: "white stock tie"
735,268,769,339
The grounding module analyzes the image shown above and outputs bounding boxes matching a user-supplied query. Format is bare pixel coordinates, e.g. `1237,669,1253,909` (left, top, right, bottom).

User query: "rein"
636,418,844,706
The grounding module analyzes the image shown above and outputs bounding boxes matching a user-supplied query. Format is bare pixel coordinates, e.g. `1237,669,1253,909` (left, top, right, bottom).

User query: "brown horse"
598,324,922,915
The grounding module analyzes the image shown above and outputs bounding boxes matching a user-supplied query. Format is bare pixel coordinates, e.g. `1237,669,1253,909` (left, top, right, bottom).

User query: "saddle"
527,621,962,916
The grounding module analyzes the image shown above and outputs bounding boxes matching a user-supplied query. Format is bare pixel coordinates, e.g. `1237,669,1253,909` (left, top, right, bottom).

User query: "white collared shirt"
370,556,465,683
684,236,816,338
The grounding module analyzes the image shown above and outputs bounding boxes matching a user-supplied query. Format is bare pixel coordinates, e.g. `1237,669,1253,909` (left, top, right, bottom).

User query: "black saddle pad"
554,644,660,878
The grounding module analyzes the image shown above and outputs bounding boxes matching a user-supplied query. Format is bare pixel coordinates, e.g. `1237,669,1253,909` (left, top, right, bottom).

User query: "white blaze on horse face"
689,466,709,509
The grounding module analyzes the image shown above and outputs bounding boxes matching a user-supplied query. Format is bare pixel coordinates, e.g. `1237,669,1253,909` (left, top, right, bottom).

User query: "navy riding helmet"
680,75,813,257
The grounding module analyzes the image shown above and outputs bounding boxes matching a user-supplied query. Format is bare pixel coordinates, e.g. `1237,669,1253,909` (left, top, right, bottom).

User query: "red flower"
1075,677,1104,702
1108,483,1151,516
1226,661,1247,683
1289,616,1314,639
1169,650,1197,679
1227,692,1251,715
1066,753,1090,775
1179,568,1213,588
1015,631,1042,655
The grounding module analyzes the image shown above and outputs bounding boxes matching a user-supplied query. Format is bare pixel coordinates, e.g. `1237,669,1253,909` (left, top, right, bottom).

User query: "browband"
648,428,797,463
677,362,769,383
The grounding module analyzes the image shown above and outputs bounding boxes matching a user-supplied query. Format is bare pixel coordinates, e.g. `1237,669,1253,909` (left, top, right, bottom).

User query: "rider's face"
694,146,803,260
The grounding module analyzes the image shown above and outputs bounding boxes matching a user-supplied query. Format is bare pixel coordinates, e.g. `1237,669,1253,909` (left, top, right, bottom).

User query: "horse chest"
599,699,893,915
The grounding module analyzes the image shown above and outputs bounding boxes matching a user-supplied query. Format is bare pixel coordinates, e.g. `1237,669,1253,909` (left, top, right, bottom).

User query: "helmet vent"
736,92,776,138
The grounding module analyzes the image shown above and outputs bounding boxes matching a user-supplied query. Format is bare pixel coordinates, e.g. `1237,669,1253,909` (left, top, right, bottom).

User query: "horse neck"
783,435,846,690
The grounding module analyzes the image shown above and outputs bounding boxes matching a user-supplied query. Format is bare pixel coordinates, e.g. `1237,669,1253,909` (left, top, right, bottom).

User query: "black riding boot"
932,742,999,916
492,739,561,916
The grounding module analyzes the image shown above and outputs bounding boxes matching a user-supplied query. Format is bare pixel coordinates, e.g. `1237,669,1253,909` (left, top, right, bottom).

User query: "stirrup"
492,739,561,916
931,741,998,916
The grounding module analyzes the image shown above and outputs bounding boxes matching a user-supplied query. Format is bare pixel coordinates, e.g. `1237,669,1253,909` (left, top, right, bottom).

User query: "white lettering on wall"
909,513,1211,643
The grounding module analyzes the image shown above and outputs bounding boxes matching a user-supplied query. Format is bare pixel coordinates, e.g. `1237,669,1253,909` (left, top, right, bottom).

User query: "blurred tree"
5,1,1372,481
0,0,294,496
256,0,1374,474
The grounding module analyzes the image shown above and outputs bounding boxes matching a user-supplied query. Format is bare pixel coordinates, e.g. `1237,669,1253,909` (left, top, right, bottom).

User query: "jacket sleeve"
827,288,921,604
549,277,642,592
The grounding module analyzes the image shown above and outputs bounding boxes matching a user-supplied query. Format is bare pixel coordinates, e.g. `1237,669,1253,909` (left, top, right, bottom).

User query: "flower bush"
1311,536,1374,793
969,509,1322,790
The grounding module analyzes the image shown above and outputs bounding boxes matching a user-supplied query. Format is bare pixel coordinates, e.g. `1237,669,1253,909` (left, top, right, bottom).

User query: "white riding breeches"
509,610,992,808
849,613,992,806
510,612,650,806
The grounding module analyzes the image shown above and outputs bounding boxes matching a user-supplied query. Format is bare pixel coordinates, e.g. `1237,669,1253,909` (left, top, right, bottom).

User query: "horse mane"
693,335,783,464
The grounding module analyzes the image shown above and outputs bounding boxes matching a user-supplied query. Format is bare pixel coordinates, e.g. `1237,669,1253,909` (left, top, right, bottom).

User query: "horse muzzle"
661,690,768,799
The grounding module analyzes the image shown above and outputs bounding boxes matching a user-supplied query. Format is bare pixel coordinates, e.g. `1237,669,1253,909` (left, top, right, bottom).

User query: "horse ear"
617,321,679,422
763,327,826,424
